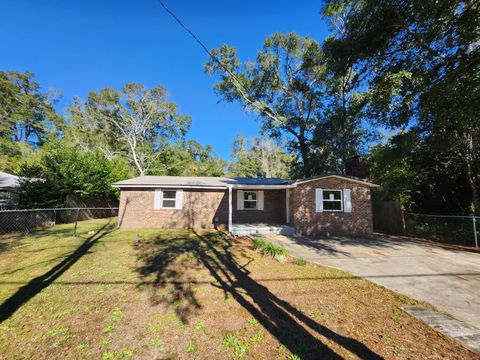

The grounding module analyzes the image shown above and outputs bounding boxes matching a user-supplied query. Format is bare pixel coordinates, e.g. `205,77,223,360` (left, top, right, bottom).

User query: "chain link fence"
0,207,119,236
404,213,479,248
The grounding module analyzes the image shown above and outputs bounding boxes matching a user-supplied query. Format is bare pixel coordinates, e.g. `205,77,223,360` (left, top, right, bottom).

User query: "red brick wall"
232,189,286,224
118,188,228,229
117,180,373,235
290,178,373,236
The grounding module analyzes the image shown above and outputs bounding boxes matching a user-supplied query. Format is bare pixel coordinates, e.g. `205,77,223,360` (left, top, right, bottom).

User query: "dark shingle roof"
112,176,290,188
112,174,377,188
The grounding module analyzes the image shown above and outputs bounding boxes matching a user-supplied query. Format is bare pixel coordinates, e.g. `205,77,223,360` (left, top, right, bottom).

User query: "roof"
0,171,22,190
292,174,379,187
112,175,377,189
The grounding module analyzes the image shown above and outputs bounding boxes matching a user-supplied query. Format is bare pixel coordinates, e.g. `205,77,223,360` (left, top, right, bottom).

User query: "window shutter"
315,188,323,213
343,189,352,213
237,190,244,210
154,189,162,209
257,191,264,210
175,189,184,209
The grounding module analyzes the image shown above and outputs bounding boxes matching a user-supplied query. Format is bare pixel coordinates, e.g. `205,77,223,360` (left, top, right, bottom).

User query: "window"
322,190,343,211
154,189,183,210
237,190,264,210
162,190,177,208
243,191,257,209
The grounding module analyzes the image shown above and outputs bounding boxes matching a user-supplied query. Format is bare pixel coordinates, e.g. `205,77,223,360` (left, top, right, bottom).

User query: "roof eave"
111,184,228,190
230,184,294,189
293,175,379,187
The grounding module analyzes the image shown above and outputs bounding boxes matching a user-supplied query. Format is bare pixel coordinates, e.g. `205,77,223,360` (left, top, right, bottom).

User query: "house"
0,171,22,209
113,175,378,236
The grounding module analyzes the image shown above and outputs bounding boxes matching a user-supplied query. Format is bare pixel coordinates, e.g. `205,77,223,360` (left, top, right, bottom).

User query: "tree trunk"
128,140,145,176
298,135,311,178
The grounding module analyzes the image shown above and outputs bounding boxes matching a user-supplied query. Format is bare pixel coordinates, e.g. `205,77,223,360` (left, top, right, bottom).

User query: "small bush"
294,258,307,266
252,238,287,257
252,238,268,250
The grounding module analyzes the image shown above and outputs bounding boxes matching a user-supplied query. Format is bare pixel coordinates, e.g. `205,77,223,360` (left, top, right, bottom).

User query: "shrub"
294,258,307,266
252,238,287,257
252,238,268,250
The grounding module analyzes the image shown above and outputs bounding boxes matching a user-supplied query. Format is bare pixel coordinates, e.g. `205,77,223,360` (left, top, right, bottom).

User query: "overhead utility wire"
155,0,286,126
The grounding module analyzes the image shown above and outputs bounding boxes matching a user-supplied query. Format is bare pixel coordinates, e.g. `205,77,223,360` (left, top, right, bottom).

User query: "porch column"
286,188,290,224
228,185,232,233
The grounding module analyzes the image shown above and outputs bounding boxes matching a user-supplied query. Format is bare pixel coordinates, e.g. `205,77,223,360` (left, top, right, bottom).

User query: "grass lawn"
0,218,475,359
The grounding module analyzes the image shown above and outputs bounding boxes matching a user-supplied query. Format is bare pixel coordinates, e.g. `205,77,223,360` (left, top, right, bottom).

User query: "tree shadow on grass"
136,230,383,359
0,221,115,323
136,232,203,323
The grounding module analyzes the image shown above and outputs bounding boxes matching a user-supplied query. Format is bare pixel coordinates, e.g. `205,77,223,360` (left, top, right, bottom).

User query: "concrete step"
231,224,295,237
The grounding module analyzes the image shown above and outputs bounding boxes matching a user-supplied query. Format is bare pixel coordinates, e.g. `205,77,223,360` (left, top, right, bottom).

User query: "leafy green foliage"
206,32,371,177
0,71,61,146
153,140,226,176
321,0,480,214
294,258,307,266
206,33,327,177
229,134,292,178
0,74,228,206
18,142,132,207
66,83,192,176
252,238,287,257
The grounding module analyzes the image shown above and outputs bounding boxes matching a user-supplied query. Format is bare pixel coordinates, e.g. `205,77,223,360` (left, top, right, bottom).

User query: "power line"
155,0,286,126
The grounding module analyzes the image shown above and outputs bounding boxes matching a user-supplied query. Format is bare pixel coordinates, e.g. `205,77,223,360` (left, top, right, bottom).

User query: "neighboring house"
0,171,22,209
113,175,378,236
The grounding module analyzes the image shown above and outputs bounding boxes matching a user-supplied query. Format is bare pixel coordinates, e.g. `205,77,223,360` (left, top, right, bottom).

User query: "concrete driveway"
265,233,480,329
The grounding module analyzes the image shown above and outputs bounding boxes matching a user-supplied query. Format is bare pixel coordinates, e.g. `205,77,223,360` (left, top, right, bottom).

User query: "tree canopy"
228,134,292,178
321,0,480,214
205,32,370,177
0,75,227,206
66,83,192,176
1,0,479,216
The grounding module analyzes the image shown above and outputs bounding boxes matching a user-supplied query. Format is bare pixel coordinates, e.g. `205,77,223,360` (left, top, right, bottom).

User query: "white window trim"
243,191,258,210
154,189,183,210
322,189,343,212
236,190,264,211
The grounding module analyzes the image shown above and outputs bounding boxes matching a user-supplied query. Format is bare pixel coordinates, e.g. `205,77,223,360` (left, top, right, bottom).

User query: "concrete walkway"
264,233,480,329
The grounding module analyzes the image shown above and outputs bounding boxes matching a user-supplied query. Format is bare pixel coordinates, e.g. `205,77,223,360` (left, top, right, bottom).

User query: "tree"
152,141,226,176
205,33,327,177
66,83,192,176
0,71,60,145
19,141,132,208
310,9,373,174
321,0,480,213
0,71,60,172
229,134,293,178
370,131,474,214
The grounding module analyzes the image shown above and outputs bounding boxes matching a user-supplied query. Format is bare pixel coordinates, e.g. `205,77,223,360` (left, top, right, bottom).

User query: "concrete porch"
226,185,293,236
231,223,295,236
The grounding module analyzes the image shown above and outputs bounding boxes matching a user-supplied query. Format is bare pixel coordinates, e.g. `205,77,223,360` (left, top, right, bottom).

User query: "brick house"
113,175,378,236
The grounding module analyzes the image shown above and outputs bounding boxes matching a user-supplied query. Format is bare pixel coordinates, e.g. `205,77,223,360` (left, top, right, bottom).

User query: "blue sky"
1,0,330,159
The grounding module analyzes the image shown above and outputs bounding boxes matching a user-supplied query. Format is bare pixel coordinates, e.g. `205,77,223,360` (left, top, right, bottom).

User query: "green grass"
0,218,475,360
294,258,307,266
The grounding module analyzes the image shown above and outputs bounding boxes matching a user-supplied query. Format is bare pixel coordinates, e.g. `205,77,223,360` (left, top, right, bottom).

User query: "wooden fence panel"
372,200,404,234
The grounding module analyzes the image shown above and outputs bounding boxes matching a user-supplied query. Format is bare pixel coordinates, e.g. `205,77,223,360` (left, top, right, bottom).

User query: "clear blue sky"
1,0,330,160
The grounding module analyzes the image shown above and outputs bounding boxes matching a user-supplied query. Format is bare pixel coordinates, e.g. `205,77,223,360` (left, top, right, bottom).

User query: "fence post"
73,208,80,237
53,209,57,225
473,215,478,248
